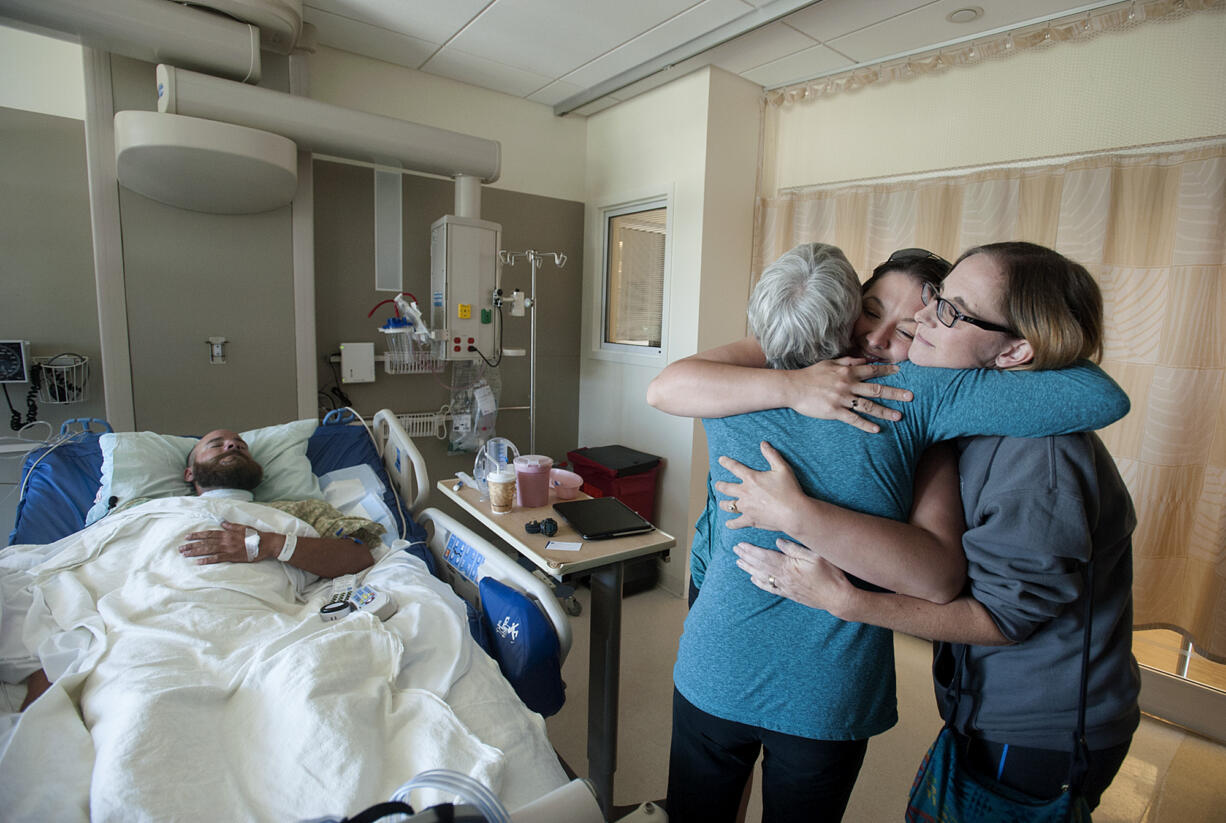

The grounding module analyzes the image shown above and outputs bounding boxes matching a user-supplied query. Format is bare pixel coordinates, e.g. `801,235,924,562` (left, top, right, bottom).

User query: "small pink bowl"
550,468,583,500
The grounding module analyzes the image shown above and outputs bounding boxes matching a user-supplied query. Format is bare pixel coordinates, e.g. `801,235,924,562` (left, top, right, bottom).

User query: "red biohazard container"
565,445,662,522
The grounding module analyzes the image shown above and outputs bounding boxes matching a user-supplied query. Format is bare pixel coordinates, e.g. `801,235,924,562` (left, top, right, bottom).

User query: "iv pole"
499,249,566,454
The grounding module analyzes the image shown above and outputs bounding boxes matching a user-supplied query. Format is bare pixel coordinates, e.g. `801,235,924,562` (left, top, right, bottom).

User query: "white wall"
578,67,762,595
0,27,84,119
764,12,1226,191
307,46,587,203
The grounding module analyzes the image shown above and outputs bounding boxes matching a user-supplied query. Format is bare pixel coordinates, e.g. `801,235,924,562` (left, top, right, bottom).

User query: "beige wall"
308,46,588,203
579,67,762,595
0,28,84,120
765,12,1226,192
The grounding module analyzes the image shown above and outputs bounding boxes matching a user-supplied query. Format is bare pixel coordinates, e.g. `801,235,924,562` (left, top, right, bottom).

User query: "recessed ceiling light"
947,7,984,24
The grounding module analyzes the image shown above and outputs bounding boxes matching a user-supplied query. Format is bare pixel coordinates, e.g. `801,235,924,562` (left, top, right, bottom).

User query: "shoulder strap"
1065,560,1094,793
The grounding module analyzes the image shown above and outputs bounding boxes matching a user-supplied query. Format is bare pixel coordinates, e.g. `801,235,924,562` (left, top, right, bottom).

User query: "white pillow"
85,418,323,525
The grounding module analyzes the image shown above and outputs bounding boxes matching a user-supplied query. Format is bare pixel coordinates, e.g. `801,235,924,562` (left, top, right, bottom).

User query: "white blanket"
0,497,566,822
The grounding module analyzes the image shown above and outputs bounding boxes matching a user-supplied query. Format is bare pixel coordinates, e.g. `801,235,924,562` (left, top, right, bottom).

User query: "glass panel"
604,207,666,348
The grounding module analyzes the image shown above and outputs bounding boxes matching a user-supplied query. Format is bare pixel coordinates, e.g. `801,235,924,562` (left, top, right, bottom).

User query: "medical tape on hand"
278,532,298,563
244,528,261,562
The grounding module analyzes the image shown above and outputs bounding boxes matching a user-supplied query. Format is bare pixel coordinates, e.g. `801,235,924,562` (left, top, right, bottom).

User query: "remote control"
319,574,358,622
349,584,398,621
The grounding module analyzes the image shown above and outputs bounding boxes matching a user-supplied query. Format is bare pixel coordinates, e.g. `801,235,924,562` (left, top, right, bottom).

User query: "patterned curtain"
754,140,1226,661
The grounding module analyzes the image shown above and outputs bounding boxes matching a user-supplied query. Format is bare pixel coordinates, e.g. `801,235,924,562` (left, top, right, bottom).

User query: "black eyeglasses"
888,247,951,268
920,282,1017,335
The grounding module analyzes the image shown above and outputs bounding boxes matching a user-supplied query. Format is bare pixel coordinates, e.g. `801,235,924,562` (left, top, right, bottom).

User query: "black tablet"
552,497,655,540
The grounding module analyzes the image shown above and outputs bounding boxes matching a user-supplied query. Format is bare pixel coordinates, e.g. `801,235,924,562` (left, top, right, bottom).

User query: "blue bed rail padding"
9,432,106,546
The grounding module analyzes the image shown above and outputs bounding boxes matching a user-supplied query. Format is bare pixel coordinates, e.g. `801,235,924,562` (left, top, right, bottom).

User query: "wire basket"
380,328,444,375
35,353,89,405
396,408,451,439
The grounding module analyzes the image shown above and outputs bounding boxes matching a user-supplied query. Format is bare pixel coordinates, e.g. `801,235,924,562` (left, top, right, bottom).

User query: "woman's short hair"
956,241,1104,370
748,243,861,370
862,249,951,295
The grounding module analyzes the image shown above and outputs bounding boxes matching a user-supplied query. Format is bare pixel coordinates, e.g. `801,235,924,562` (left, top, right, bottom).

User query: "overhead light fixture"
947,7,984,24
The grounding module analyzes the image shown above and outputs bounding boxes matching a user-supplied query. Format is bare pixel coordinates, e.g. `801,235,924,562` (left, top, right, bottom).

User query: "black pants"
957,731,1133,810
666,689,868,823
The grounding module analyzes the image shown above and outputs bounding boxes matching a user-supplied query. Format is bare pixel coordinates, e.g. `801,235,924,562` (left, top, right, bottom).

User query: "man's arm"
646,337,909,432
719,441,966,603
179,521,374,577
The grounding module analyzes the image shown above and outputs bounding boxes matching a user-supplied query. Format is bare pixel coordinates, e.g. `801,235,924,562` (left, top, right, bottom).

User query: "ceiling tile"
561,0,752,90
741,42,854,88
828,0,1109,63
445,0,696,78
304,0,489,44
701,20,817,73
528,79,586,106
423,46,557,98
783,0,930,42
304,7,439,69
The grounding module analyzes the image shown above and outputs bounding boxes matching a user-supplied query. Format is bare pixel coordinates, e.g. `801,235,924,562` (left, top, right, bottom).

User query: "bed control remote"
349,584,397,621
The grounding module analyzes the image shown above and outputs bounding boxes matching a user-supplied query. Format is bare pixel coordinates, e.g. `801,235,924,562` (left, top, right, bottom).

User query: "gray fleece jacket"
934,432,1141,751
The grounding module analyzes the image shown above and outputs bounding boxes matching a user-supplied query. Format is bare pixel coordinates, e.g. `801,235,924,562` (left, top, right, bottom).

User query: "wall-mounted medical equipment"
114,110,298,214
0,341,32,384
38,353,93,405
431,216,501,363
339,343,375,384
0,0,266,83
155,65,501,183
368,295,444,375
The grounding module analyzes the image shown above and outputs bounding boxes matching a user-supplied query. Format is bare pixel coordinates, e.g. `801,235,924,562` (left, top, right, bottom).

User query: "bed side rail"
372,409,429,517
417,506,572,663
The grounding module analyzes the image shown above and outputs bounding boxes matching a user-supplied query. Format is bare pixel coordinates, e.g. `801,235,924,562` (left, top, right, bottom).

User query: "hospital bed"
0,409,611,822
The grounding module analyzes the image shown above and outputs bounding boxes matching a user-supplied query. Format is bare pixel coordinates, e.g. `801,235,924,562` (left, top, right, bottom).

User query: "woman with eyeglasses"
650,241,1132,822
728,242,1140,814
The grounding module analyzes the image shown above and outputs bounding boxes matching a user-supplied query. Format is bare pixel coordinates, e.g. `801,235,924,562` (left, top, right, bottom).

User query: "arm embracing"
647,337,909,430
646,338,783,417
719,442,966,602
926,360,1130,441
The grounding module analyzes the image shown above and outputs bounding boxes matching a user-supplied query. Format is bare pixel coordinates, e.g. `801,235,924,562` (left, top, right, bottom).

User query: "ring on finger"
768,575,777,588
850,397,859,411
728,500,738,513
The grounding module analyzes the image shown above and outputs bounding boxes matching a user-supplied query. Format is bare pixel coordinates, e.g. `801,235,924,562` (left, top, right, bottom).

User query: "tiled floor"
545,584,1226,822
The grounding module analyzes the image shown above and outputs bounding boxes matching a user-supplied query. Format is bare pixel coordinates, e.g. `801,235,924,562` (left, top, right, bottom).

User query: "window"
601,200,667,356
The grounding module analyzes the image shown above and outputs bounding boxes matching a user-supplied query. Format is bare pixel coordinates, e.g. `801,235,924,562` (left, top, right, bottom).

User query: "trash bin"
566,445,662,522
566,445,663,595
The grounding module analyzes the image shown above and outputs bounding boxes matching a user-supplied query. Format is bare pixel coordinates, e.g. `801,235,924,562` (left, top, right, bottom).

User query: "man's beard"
190,453,264,491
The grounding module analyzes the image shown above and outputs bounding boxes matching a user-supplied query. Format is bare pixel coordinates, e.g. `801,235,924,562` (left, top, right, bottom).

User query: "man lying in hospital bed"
0,420,569,822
